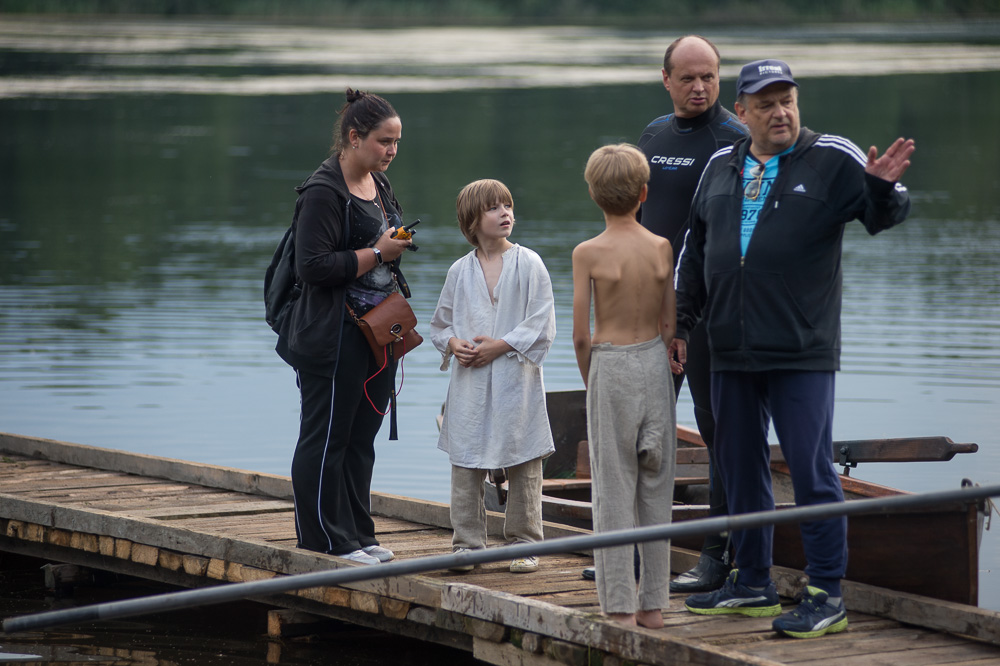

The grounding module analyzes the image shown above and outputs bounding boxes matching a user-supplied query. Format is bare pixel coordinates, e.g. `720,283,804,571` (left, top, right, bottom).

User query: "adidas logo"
793,184,807,193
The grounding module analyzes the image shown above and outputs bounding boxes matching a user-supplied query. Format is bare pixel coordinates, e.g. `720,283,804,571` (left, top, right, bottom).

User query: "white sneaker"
362,545,395,562
339,549,380,565
510,556,539,573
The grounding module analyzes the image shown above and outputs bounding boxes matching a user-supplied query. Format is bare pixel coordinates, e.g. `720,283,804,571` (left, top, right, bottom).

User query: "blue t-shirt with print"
740,146,793,256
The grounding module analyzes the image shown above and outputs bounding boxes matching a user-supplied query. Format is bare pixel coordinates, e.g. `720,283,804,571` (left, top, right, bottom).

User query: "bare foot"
636,609,663,629
607,612,636,626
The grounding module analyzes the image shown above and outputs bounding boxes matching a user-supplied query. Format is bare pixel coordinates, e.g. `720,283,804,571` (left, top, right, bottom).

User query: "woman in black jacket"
276,89,412,564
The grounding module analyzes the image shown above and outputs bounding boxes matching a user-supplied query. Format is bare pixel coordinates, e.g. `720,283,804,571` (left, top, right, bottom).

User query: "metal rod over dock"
2,431,999,666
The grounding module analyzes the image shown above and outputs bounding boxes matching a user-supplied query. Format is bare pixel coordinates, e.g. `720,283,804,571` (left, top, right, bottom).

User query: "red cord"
363,339,407,416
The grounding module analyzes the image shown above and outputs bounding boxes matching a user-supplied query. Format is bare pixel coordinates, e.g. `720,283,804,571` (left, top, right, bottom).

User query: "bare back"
573,219,675,347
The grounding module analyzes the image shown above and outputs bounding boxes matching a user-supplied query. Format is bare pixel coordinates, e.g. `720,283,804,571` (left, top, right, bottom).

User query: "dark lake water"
1,18,999,662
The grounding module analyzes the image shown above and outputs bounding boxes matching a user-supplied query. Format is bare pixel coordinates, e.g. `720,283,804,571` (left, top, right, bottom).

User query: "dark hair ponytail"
333,88,398,155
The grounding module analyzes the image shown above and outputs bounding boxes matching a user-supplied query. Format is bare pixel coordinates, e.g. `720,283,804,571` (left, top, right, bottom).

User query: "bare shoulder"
638,225,672,252
627,226,673,267
572,235,604,261
657,234,674,262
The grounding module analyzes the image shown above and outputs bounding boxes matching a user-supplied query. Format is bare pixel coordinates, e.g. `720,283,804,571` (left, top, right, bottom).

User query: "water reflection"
0,554,479,665
4,19,1000,98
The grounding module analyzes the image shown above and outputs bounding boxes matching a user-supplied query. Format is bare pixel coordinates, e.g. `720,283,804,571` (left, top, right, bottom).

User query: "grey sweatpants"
587,337,676,614
450,457,544,550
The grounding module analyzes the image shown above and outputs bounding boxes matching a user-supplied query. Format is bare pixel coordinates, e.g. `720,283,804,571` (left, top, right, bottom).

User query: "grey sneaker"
362,545,395,562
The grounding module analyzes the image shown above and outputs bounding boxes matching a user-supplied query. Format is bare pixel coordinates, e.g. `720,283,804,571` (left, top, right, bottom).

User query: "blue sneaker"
685,570,781,617
772,586,848,638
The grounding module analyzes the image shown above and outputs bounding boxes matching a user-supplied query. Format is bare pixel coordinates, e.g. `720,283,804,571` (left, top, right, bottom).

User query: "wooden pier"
2,432,999,666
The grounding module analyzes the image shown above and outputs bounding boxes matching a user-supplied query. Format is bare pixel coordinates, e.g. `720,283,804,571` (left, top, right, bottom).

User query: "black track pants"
291,323,394,555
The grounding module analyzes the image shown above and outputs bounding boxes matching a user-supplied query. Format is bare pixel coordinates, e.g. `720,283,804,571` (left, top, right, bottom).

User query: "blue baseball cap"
736,59,798,96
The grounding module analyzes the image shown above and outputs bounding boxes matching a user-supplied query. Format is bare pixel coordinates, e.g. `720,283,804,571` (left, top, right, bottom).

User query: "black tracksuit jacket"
675,127,912,373
275,157,403,376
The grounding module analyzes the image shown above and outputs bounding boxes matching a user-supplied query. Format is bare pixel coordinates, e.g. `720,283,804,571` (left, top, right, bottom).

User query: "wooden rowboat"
466,389,988,606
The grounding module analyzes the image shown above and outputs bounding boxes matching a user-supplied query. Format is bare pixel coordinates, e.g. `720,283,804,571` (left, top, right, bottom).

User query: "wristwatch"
372,247,383,266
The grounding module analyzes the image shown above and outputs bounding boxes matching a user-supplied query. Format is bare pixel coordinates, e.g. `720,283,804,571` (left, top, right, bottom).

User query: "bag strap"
361,339,409,441
352,179,408,439
344,301,361,325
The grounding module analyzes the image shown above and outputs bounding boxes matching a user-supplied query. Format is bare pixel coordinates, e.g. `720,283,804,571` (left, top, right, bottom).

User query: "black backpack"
263,224,299,334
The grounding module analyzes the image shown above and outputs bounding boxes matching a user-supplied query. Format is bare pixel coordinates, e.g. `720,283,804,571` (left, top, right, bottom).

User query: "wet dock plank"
2,432,1000,666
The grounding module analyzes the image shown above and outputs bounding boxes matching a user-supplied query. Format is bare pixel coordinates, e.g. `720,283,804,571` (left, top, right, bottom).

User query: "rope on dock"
4,482,998,634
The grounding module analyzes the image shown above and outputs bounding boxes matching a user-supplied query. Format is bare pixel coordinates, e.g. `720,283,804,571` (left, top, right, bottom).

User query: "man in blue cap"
672,59,915,638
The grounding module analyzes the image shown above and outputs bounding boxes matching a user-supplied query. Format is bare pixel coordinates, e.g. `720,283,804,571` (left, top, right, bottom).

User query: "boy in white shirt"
430,179,557,574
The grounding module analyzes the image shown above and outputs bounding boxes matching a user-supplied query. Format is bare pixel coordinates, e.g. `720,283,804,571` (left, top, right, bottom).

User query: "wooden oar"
676,428,978,468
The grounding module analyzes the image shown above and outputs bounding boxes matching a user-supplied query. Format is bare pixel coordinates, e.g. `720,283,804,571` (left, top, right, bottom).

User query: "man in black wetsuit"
583,35,747,591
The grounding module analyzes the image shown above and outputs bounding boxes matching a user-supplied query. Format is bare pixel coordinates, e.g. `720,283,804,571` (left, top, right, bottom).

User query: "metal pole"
4,482,998,634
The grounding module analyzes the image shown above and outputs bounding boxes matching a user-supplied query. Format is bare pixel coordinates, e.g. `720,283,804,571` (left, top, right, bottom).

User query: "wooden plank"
126,500,294,520
382,598,411,620
0,493,243,559
62,488,256,507
182,554,209,576
0,474,163,494
131,543,158,566
442,583,787,666
841,579,1000,646
267,609,329,638
789,642,1000,666
474,638,567,666
276,598,472,654
48,528,72,548
170,514,297,537
0,533,222,592
0,432,293,500
740,625,967,661
349,590,380,614
0,491,445,608
114,538,132,560
158,549,184,572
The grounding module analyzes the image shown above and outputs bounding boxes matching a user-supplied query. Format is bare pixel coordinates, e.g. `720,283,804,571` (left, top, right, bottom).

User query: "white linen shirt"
430,244,556,469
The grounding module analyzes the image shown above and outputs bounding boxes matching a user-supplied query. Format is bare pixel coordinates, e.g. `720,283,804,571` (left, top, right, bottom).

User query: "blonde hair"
584,144,650,216
456,179,514,247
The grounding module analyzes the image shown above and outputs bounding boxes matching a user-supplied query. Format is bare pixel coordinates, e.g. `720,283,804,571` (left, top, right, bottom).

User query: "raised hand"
865,137,915,183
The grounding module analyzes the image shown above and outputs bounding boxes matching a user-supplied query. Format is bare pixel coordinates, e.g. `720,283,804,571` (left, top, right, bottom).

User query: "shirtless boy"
572,143,679,628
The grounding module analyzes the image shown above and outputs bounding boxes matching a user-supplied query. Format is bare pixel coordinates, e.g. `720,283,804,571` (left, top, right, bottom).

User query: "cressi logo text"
651,156,696,167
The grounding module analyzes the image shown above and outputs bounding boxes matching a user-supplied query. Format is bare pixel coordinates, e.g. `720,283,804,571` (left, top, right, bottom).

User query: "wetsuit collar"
673,99,724,133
